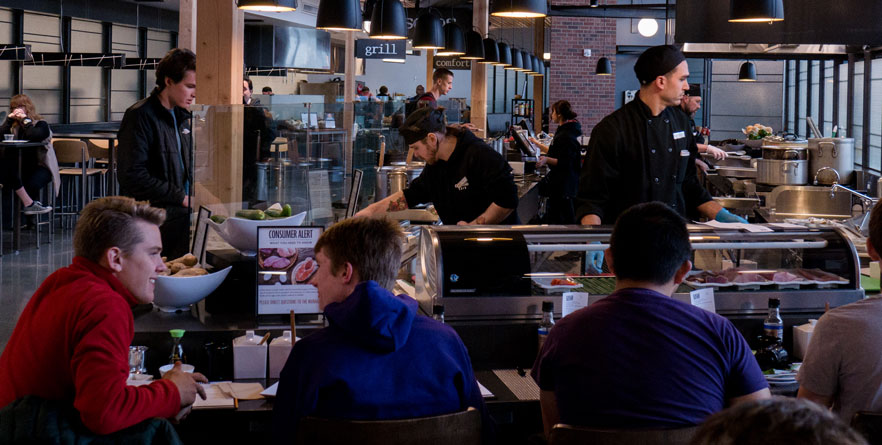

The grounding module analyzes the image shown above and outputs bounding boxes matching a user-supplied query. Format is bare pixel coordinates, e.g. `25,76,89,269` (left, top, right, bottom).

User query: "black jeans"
544,196,576,225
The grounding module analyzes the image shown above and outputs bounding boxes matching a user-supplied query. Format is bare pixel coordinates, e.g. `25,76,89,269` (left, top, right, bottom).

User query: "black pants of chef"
544,196,575,225
160,205,191,260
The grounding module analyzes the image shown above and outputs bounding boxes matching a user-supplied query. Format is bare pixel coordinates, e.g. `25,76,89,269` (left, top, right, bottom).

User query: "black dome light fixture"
316,0,361,31
437,23,465,56
462,30,486,60
738,61,757,81
369,0,407,40
507,47,524,71
520,50,533,73
535,55,546,76
491,0,547,18
529,54,542,76
595,56,612,75
237,0,297,11
729,0,784,23
479,38,501,65
497,42,512,67
412,10,444,49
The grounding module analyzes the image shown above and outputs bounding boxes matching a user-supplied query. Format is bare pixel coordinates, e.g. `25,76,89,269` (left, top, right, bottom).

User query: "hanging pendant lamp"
507,48,523,71
437,23,465,56
527,55,539,75
491,0,547,18
738,61,757,81
462,30,486,60
412,10,444,49
520,51,533,72
497,42,512,66
479,38,501,65
237,0,296,11
534,55,545,76
596,56,612,75
729,0,784,22
370,0,407,40
316,0,361,31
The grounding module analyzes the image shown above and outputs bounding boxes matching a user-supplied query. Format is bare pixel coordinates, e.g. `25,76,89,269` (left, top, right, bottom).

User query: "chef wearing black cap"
356,107,519,225
576,45,745,226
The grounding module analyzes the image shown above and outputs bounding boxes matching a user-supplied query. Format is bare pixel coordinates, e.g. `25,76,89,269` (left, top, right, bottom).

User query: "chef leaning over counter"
576,45,747,227
357,107,519,225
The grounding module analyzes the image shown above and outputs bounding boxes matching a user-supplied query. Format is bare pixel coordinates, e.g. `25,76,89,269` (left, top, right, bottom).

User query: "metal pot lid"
763,136,808,147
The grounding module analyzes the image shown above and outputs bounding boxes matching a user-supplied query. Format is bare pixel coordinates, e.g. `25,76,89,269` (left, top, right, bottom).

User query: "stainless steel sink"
764,185,855,219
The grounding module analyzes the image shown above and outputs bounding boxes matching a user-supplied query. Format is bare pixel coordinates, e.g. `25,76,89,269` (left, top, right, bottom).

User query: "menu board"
256,226,323,315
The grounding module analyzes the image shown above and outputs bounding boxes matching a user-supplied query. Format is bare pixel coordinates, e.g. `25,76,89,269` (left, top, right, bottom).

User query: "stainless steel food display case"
411,225,864,321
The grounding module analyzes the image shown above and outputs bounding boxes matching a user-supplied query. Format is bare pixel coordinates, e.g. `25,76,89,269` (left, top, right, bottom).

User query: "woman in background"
530,100,582,224
0,94,59,214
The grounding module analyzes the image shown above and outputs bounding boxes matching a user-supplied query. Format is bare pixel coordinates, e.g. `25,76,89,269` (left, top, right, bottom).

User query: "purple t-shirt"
531,287,767,429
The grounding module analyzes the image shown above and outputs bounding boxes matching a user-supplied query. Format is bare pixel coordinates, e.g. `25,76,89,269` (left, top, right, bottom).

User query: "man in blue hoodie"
272,217,487,444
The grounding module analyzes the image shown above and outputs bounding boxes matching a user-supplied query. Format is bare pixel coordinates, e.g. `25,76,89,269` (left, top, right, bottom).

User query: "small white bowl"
152,266,233,311
159,363,195,377
207,211,307,254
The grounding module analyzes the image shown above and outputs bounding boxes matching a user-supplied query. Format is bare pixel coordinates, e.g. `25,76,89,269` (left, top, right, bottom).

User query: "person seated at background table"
356,107,518,225
272,217,488,445
529,100,582,224
0,196,207,435
0,94,59,215
531,201,769,437
797,203,882,422
376,85,391,101
118,48,195,259
691,397,867,445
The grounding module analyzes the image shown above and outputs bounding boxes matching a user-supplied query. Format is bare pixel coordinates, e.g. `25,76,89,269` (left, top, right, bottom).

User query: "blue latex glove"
587,242,604,274
715,208,748,224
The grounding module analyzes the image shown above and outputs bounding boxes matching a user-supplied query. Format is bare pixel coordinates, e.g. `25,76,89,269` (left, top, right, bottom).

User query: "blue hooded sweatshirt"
272,281,487,444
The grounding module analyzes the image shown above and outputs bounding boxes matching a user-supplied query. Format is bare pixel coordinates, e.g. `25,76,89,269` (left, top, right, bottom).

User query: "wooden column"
533,17,544,135
470,0,488,135
426,49,434,88
178,0,197,51
343,32,356,176
194,1,244,208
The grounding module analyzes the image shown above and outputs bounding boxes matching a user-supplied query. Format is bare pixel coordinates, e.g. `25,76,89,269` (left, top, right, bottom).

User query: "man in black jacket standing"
118,48,196,259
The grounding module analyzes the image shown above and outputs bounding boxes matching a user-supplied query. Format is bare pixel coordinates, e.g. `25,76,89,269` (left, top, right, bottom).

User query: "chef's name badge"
672,131,686,140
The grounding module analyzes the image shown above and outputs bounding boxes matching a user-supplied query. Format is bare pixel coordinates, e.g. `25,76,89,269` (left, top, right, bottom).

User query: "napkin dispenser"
793,319,817,360
268,330,298,379
233,330,267,379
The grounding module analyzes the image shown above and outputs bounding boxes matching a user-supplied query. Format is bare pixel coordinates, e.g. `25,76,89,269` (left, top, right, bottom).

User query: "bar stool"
31,178,55,248
53,140,106,229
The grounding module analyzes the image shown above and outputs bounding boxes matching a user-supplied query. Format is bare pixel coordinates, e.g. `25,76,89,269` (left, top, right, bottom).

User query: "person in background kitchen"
243,76,276,205
576,45,745,242
356,106,519,225
262,86,274,96
678,84,727,173
0,94,59,215
797,202,882,422
118,48,195,259
272,217,490,445
0,196,207,436
531,202,770,438
528,100,582,224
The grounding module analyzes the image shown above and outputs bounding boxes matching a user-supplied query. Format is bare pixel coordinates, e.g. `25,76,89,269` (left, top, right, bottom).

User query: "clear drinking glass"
3,134,13,141
129,345,148,374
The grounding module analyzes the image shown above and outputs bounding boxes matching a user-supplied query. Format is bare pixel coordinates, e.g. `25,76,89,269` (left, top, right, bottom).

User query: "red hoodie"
0,257,180,434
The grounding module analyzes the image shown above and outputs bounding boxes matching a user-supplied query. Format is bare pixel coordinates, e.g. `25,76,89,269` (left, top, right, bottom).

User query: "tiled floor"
0,227,75,355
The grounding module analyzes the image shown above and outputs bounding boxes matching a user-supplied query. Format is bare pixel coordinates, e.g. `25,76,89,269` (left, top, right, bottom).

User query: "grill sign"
356,39,406,59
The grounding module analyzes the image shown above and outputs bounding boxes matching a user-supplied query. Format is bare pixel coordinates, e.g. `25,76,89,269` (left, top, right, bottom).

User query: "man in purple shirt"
531,202,769,436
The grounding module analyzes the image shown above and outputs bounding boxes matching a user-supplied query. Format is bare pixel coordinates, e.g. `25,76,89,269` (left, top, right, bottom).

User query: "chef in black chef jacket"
576,45,745,227
357,107,519,225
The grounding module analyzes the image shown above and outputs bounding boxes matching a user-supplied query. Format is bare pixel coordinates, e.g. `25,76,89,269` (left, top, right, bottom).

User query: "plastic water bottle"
538,301,555,351
764,298,784,343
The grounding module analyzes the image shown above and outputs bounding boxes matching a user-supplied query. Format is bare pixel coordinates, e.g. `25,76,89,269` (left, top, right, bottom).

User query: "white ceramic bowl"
152,266,232,311
207,211,307,254
159,363,195,377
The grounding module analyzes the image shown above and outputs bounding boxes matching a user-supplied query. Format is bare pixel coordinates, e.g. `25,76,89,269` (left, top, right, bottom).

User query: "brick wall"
548,3,617,134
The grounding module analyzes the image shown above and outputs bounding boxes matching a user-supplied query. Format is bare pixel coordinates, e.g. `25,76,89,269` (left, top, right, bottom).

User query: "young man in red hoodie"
0,196,207,435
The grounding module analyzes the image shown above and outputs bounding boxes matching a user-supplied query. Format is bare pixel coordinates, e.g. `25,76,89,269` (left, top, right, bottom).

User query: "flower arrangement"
743,123,773,140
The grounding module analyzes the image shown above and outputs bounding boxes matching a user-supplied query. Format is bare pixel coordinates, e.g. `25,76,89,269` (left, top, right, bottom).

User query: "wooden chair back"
52,139,89,165
549,424,698,445
852,411,882,445
296,407,482,445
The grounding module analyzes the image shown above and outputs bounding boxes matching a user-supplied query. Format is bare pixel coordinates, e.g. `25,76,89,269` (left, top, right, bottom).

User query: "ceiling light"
315,0,361,31
237,0,297,11
738,61,757,81
543,52,550,60
412,11,444,49
479,38,501,64
437,23,465,56
595,56,612,75
369,0,407,40
637,18,658,37
497,42,512,66
490,0,547,18
729,0,784,23
382,58,406,63
590,0,598,7
507,48,523,71
462,30,485,60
